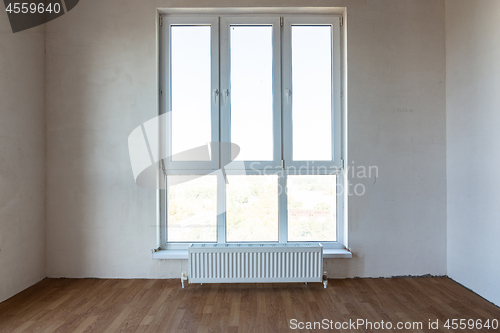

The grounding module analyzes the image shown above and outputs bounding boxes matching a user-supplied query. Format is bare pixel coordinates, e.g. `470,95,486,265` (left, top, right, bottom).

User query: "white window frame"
220,16,282,171
282,16,342,171
160,16,220,172
156,9,348,256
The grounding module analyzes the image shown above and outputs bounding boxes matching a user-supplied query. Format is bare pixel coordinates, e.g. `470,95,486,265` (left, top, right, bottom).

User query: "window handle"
223,89,229,102
214,89,219,103
286,88,292,103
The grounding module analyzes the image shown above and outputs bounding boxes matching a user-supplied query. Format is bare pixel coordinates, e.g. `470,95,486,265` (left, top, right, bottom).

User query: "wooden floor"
0,277,498,333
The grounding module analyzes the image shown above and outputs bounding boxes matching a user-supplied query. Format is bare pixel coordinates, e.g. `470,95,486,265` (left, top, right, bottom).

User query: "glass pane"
226,175,278,241
292,26,332,161
287,175,337,241
230,26,273,161
171,26,211,161
167,175,217,242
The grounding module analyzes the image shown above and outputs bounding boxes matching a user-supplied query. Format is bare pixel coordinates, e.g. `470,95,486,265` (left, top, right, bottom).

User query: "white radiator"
188,243,323,284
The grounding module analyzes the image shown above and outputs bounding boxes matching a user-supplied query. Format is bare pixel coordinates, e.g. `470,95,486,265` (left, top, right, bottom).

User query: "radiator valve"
322,271,328,289
181,271,188,289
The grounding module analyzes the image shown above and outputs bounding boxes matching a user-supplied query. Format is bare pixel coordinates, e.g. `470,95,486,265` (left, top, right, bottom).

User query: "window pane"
226,175,278,241
287,175,336,241
171,26,211,161
230,26,273,161
167,175,217,242
291,26,332,161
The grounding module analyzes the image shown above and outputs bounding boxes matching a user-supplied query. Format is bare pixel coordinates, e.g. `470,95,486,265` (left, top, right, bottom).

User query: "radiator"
188,243,324,285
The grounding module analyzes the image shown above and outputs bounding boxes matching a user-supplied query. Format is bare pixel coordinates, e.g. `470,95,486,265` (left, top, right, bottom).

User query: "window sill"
151,248,352,260
323,248,352,259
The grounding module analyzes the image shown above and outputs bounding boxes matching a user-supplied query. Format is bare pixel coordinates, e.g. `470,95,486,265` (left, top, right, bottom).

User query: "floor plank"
0,277,498,332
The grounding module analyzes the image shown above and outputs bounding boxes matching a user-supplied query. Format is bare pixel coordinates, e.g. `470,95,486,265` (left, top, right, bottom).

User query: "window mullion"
278,18,288,244
281,17,293,168
217,16,226,244
216,170,226,243
278,171,287,243
211,17,220,170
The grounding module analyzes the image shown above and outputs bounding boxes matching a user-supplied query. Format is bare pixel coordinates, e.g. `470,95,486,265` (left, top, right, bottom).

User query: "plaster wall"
45,0,447,279
446,0,500,307
0,13,46,302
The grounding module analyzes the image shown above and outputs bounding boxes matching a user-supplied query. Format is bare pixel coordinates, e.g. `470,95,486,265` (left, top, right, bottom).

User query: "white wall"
446,0,500,307
0,15,46,302
45,0,447,279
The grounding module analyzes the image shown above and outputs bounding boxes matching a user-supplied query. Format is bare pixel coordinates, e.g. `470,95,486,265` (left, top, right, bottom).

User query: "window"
159,12,345,250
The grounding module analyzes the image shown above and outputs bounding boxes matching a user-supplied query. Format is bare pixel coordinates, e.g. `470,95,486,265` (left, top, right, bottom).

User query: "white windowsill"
323,248,352,259
152,248,352,260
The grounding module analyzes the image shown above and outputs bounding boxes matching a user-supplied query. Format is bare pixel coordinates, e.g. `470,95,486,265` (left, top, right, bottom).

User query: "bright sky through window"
292,26,333,161
230,26,274,161
171,26,212,161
